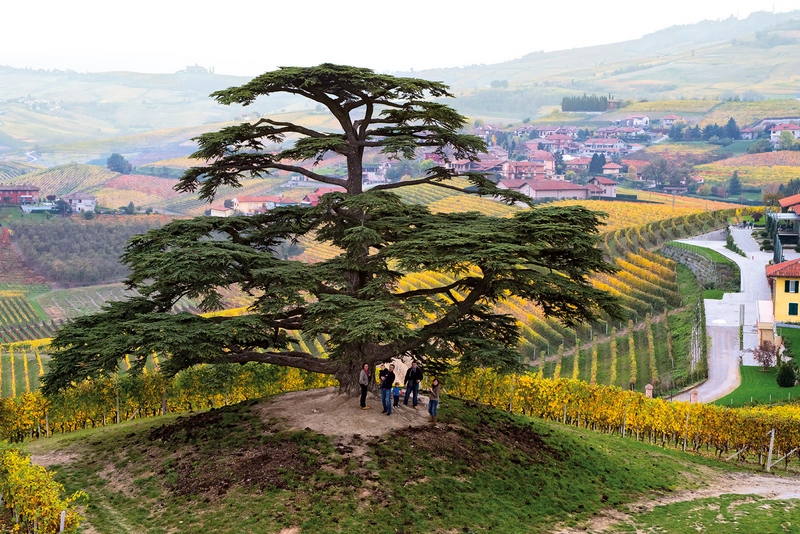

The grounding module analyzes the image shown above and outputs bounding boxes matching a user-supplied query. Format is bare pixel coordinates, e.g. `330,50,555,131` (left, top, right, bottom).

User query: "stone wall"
660,244,740,291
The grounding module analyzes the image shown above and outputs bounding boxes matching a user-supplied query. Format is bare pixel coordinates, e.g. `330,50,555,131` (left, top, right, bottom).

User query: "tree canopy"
43,64,621,396
107,153,132,174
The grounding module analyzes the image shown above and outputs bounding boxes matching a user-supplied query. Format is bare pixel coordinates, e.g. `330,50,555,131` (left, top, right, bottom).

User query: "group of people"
358,362,441,424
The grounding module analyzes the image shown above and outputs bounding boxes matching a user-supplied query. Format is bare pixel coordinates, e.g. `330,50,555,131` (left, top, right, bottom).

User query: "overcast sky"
2,0,800,75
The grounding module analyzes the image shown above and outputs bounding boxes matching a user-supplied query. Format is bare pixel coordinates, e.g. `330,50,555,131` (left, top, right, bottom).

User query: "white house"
209,205,234,217
771,123,800,144
61,192,97,213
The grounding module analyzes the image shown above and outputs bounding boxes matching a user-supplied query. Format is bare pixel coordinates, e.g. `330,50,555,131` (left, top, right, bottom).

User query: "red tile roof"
497,179,530,190
766,258,800,278
528,180,588,191
778,193,800,209
591,176,619,185
662,115,681,120
602,163,623,169
773,123,800,131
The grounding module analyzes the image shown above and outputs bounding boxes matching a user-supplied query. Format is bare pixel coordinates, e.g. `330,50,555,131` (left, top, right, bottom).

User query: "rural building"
232,195,298,214
0,185,39,204
498,179,590,200
766,258,800,322
564,156,591,172
623,115,650,128
209,205,234,217
587,176,618,197
740,128,757,140
601,163,623,175
301,187,347,207
771,123,800,144
501,161,549,180
660,115,681,127
61,192,96,213
581,138,626,156
757,299,776,347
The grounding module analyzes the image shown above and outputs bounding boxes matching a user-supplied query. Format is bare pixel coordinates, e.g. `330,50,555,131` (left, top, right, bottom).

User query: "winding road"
673,227,778,403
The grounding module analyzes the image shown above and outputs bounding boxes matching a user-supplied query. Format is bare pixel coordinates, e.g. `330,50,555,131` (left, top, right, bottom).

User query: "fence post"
766,428,776,473
60,510,66,533
683,410,690,452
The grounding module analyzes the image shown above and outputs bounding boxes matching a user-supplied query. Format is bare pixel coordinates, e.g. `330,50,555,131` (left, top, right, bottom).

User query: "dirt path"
556,469,800,533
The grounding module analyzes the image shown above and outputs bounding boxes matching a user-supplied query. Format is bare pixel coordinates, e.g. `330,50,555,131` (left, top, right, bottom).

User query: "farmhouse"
587,176,618,197
0,185,39,205
601,163,623,175
623,115,650,128
232,195,299,214
501,161,548,180
61,192,96,213
771,123,800,144
209,205,234,217
766,258,800,322
497,179,590,200
660,115,681,127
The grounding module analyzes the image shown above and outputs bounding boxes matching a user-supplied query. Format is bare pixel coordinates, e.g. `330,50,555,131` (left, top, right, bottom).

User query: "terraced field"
6,163,118,197
0,161,42,180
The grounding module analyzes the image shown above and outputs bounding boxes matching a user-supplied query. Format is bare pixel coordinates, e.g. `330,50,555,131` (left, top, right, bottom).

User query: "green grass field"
714,366,797,408
612,494,799,533
25,395,760,534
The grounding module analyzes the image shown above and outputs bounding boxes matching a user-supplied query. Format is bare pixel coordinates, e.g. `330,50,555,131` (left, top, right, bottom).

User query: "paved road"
673,227,774,403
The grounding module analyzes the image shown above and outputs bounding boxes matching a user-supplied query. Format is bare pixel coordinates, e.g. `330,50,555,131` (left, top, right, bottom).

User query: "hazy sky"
2,0,800,75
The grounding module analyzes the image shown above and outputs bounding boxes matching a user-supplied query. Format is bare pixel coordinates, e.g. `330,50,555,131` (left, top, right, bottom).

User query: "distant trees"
490,80,509,89
779,131,797,151
728,170,742,196
641,157,693,187
554,152,565,175
106,153,132,174
589,153,606,174
779,178,800,197
724,117,741,140
747,139,773,154
668,118,740,142
562,94,608,112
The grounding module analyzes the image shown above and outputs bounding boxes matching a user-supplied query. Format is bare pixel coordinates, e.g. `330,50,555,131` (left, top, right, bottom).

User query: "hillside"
0,68,307,148
410,12,800,119
27,390,795,534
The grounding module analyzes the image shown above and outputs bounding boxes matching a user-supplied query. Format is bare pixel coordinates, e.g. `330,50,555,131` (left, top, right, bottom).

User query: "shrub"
777,363,797,387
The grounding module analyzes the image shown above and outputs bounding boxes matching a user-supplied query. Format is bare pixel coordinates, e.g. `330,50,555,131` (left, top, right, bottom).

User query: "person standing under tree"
380,364,396,415
428,378,441,425
359,363,371,410
403,361,424,409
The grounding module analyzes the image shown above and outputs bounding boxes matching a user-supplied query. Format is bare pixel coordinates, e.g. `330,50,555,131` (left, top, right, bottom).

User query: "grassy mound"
30,395,735,533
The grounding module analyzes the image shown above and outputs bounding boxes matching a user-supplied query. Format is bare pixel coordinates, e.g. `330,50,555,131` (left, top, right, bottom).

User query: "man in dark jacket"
380,364,395,415
403,361,424,409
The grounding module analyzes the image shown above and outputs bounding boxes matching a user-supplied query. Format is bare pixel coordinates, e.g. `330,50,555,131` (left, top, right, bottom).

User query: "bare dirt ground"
257,386,432,438
28,449,79,468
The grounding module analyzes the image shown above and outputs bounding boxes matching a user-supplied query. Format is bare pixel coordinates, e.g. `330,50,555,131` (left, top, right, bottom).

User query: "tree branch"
214,350,336,374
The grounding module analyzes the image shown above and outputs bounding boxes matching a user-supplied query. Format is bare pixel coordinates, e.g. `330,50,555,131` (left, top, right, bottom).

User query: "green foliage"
562,94,608,112
30,397,705,534
106,153,132,174
43,65,622,396
727,170,742,196
777,362,796,387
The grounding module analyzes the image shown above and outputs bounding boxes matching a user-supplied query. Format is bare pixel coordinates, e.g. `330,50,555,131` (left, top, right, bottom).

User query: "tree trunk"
334,360,376,397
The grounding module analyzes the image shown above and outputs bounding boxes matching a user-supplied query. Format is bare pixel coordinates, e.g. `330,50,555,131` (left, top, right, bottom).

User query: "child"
392,382,402,407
